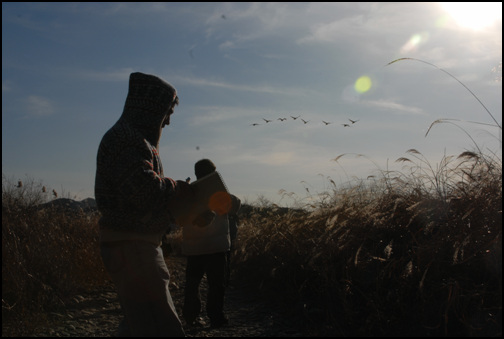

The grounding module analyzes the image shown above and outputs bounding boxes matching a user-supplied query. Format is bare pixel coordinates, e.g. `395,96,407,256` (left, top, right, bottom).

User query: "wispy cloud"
250,151,296,166
187,106,262,125
174,75,314,97
231,139,332,170
25,95,56,117
361,99,426,115
69,68,135,82
298,15,366,45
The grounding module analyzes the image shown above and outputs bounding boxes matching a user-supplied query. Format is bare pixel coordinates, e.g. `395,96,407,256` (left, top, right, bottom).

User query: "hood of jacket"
118,72,178,148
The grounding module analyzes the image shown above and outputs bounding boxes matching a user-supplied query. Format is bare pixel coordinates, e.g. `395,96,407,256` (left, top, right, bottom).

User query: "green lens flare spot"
355,76,372,93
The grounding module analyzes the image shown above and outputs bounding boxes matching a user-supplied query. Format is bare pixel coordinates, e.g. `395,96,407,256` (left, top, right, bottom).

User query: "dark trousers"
183,252,227,324
100,241,185,337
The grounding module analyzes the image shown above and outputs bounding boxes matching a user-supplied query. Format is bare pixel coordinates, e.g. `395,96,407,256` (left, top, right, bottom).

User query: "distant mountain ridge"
37,197,97,214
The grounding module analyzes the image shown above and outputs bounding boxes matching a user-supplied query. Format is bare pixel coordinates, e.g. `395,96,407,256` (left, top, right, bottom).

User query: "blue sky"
2,2,502,206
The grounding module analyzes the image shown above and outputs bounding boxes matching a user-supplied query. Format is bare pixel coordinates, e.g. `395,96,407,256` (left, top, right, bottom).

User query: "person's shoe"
186,317,206,328
210,316,229,329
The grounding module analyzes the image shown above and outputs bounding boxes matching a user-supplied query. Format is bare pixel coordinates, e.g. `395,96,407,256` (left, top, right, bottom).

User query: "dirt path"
26,256,306,337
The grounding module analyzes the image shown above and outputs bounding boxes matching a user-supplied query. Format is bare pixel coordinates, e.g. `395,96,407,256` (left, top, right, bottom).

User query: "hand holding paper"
172,171,231,226
193,210,216,227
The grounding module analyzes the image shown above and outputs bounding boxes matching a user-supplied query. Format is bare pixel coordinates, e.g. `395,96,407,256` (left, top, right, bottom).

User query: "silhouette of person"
95,72,192,337
181,159,241,329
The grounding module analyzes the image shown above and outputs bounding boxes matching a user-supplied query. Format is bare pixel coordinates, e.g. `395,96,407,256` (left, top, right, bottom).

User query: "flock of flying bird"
250,115,359,127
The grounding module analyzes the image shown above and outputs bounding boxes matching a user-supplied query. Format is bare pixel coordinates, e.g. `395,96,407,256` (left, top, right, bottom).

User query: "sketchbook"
172,171,231,226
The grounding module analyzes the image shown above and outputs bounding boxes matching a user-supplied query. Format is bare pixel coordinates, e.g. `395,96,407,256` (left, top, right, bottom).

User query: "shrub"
2,175,109,336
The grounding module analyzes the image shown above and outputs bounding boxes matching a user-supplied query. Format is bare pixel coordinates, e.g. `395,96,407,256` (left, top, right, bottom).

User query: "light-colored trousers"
100,241,185,337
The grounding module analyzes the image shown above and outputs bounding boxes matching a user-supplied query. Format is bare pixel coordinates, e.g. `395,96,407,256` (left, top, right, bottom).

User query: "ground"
22,256,306,337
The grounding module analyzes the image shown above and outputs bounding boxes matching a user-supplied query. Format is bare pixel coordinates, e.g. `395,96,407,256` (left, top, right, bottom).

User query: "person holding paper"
181,159,241,329
95,72,191,337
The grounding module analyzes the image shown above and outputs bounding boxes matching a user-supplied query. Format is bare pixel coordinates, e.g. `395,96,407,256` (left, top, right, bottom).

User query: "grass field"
3,144,501,336
229,148,502,336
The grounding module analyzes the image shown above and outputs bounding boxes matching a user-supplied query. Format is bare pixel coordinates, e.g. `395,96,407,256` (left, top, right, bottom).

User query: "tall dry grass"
3,148,501,336
231,149,501,336
2,174,109,336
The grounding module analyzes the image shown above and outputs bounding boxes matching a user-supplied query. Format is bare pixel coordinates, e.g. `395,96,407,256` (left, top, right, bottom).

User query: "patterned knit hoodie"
95,72,188,243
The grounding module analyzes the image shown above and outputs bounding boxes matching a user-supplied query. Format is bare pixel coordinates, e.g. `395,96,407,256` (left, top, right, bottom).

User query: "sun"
440,2,502,31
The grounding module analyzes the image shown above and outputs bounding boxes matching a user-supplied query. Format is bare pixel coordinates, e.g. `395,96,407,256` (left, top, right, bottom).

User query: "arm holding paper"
170,171,231,227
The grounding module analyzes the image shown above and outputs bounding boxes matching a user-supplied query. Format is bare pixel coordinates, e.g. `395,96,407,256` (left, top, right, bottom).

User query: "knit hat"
195,159,216,179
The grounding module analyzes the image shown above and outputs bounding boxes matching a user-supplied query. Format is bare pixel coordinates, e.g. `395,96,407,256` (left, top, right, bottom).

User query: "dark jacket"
95,72,188,242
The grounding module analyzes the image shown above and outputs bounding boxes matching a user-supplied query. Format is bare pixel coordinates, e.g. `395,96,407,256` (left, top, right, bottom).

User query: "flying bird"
251,123,260,126
322,121,332,125
290,115,300,120
277,118,287,121
342,124,350,127
301,119,310,124
263,118,272,123
349,119,359,124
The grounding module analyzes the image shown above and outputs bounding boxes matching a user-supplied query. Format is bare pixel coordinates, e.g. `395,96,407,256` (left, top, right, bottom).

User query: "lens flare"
208,191,232,215
354,76,372,93
400,32,429,53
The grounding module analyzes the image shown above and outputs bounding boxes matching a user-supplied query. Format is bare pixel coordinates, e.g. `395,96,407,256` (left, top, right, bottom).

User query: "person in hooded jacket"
95,72,196,336
181,159,241,329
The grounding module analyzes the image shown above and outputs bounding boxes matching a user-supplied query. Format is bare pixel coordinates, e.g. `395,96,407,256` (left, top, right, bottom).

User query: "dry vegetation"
230,149,502,336
2,152,501,336
2,175,109,336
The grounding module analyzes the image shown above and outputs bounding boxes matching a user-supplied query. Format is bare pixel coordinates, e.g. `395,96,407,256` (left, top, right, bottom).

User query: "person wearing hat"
95,72,193,336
